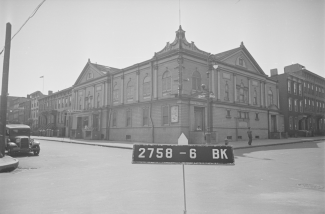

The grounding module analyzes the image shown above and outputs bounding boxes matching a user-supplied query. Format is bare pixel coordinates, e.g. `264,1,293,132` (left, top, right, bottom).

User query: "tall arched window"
268,88,273,105
143,75,151,99
224,81,229,101
113,83,119,104
192,71,201,91
97,93,100,108
126,79,134,101
162,71,171,95
253,88,257,105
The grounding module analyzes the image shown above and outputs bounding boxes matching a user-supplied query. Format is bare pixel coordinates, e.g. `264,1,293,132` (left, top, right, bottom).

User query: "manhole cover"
297,183,324,191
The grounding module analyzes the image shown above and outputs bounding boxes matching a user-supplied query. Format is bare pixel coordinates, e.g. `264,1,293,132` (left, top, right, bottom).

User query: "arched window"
162,71,171,95
268,88,273,105
126,79,134,101
143,75,151,98
113,83,119,104
224,81,229,101
97,93,100,108
192,71,201,91
253,88,257,105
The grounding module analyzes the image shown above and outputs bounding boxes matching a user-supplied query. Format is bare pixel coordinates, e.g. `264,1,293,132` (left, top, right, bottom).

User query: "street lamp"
202,63,218,144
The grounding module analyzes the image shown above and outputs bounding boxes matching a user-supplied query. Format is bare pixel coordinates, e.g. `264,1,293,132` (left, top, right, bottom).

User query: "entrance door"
270,115,277,132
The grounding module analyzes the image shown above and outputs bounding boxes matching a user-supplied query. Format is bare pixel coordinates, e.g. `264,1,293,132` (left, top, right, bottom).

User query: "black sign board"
132,144,235,165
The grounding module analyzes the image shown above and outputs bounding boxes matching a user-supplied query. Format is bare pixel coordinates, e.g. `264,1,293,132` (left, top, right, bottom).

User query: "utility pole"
0,23,12,157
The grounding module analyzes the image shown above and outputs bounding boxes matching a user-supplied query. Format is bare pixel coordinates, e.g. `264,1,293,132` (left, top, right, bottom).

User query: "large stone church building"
40,26,284,144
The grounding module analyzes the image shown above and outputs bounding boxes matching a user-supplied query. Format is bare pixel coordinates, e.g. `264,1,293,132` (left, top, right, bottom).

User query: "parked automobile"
5,124,40,156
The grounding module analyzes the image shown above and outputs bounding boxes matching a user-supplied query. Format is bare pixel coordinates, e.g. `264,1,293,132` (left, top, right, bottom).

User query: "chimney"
48,90,53,95
270,68,278,76
27,95,30,99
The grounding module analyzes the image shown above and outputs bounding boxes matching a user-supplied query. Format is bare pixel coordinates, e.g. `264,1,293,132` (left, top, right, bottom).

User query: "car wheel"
34,146,40,156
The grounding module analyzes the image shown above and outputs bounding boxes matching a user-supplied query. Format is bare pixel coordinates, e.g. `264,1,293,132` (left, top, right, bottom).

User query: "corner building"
70,26,285,144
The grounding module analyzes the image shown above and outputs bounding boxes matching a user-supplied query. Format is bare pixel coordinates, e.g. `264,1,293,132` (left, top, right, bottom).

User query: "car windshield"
9,129,30,136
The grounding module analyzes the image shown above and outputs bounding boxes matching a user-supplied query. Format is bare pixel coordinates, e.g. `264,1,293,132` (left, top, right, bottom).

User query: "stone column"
212,68,215,96
121,75,124,104
217,70,221,100
233,74,237,103
277,85,280,109
93,85,95,108
248,77,251,105
154,65,158,99
265,82,268,107
136,70,140,102
260,81,263,107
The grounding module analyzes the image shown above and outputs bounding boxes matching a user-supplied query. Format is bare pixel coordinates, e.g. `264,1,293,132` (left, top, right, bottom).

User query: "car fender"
32,140,40,147
7,142,18,148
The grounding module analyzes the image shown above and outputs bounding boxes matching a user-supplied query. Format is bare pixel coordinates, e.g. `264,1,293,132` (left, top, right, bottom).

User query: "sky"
0,0,324,98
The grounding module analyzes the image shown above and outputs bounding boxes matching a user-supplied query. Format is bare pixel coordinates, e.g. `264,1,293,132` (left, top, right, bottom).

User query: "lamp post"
202,62,218,144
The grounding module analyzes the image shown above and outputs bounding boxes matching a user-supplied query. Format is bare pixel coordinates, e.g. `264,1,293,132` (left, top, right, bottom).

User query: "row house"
68,26,284,144
38,88,72,137
29,91,45,131
270,64,325,137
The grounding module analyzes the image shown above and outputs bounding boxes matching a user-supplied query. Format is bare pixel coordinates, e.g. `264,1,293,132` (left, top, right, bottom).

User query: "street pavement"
1,135,324,172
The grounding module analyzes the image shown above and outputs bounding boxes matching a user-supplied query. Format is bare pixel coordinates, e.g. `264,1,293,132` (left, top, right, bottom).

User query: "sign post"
132,133,235,213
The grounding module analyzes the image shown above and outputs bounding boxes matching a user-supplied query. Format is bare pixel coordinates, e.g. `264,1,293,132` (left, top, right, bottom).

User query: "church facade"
67,26,284,144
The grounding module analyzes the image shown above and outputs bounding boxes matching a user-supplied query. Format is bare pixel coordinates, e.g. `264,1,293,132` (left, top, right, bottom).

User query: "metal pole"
0,23,12,157
182,164,187,214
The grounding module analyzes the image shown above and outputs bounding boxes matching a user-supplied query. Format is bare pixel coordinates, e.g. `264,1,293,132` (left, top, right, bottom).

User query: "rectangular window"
294,83,297,95
83,116,89,128
294,100,298,112
289,99,292,111
255,113,259,121
226,109,231,118
299,84,302,95
194,107,204,130
162,106,169,125
143,108,149,126
112,111,117,127
126,109,131,127
288,80,291,93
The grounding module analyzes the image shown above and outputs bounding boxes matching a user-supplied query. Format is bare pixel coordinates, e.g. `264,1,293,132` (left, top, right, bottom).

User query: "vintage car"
5,124,40,156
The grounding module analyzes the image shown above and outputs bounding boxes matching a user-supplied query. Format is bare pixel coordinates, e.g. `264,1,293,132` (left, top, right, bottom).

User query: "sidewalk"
32,135,325,150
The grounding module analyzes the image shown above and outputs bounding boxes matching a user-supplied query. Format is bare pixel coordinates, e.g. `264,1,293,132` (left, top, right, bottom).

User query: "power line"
0,0,46,55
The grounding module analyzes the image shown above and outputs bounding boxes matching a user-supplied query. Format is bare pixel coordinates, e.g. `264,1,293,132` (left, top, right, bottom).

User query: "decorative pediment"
156,26,209,57
213,42,266,75
74,59,117,86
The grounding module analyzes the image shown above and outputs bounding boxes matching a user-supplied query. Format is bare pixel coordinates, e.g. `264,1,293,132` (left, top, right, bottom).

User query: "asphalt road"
0,140,324,214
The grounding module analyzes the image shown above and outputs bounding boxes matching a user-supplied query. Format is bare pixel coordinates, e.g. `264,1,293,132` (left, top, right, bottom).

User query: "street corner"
0,156,19,173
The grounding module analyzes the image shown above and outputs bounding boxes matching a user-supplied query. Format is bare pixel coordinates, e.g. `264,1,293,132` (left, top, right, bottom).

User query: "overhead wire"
0,0,46,55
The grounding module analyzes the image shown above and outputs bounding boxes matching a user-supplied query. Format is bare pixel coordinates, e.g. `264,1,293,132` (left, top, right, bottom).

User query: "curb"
0,156,19,173
33,137,324,150
232,139,324,150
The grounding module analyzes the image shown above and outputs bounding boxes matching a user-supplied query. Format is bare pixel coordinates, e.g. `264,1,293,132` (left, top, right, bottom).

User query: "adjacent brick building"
270,64,325,137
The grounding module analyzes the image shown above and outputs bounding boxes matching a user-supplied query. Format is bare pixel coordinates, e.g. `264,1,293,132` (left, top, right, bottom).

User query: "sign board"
132,144,235,165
